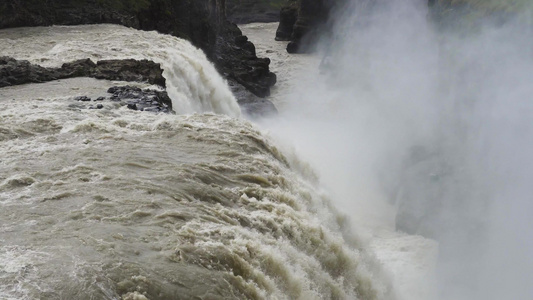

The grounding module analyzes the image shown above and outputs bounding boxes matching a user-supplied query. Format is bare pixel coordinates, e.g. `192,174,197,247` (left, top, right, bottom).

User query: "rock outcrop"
0,57,165,88
226,0,285,24
107,85,173,113
0,0,276,98
68,86,173,113
275,1,299,41
275,0,337,53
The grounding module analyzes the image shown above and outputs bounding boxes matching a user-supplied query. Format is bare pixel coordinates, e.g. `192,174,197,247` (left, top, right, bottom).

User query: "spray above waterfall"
259,0,533,299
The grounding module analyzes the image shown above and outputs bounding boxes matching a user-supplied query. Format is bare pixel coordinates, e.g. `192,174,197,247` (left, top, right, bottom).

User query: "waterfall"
0,24,241,117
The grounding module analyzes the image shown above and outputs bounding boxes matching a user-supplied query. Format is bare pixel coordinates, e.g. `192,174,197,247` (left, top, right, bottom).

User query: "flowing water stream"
0,25,393,299
4,1,530,297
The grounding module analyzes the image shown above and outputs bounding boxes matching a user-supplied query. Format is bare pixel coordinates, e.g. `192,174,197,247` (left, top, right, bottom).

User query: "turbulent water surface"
0,25,394,299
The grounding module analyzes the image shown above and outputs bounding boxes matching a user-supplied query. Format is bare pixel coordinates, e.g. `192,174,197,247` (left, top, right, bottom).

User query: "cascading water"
0,24,240,117
0,25,392,299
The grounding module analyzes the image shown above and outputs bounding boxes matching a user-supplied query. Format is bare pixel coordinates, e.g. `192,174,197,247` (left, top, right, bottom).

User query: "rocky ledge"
0,57,165,88
276,0,337,53
225,0,284,24
69,86,173,113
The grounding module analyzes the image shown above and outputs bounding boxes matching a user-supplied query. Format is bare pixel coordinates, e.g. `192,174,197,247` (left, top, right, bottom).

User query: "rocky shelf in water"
0,57,165,88
70,86,173,114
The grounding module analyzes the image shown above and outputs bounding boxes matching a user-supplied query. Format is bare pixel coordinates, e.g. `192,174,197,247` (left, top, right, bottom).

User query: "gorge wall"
275,0,336,53
225,0,285,24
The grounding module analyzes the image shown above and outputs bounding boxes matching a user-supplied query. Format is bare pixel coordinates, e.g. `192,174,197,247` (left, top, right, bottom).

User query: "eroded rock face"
0,0,275,98
275,3,298,41
275,0,337,53
227,80,277,118
226,0,284,24
0,57,165,88
68,86,173,113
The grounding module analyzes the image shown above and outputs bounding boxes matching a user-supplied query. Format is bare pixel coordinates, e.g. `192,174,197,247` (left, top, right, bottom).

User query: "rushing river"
3,1,531,298
0,25,395,300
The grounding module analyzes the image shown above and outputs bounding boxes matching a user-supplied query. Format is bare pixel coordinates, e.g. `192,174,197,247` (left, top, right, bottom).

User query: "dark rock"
75,96,92,102
94,60,165,86
276,0,340,53
96,97,105,101
66,85,172,113
234,35,248,45
0,57,165,88
226,0,284,24
108,85,172,113
228,79,277,118
276,3,298,41
0,57,62,87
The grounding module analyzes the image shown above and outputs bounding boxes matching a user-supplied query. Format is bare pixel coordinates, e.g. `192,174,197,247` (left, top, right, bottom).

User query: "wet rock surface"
228,80,277,118
0,57,165,88
226,0,284,24
276,3,298,41
218,24,277,98
276,0,337,53
70,86,173,113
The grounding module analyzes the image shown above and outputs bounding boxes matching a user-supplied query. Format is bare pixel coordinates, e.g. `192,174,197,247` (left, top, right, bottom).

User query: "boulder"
226,0,285,24
275,3,298,41
275,0,338,53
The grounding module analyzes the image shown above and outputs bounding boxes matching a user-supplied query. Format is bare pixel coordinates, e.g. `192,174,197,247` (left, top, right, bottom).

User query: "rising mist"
263,0,533,299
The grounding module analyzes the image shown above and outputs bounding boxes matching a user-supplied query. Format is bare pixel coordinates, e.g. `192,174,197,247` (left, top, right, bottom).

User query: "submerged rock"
107,86,172,113
276,4,299,41
75,96,92,102
62,59,166,87
0,57,63,86
228,79,277,118
71,86,172,113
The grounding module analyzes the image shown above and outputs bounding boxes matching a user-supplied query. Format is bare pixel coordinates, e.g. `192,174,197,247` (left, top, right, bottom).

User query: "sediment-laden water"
0,25,394,299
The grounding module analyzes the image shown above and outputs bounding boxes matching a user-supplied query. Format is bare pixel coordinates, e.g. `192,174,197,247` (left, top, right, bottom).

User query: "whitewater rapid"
0,25,393,299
